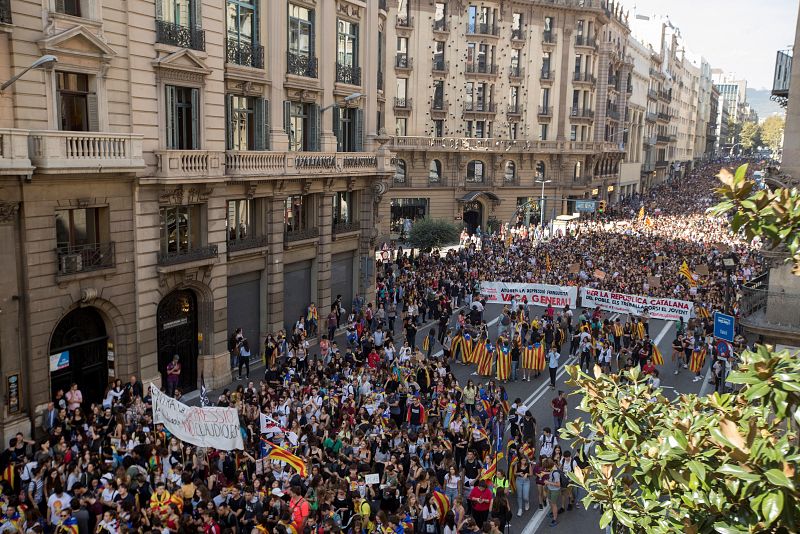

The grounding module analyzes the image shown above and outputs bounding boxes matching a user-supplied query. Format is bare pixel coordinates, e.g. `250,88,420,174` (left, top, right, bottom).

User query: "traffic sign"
717,340,732,357
575,200,596,212
713,311,735,343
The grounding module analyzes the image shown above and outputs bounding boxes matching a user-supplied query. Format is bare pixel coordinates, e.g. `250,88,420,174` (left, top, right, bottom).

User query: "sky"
627,0,798,89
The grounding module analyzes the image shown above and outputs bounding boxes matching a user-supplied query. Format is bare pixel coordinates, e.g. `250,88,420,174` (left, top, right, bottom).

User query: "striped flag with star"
679,260,697,287
689,347,707,374
637,206,645,220
651,343,664,365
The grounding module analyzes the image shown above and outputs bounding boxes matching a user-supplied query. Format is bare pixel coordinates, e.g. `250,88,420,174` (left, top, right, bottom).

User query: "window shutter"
283,100,292,138
55,0,66,14
225,94,234,150
353,108,364,152
191,0,202,28
332,105,340,151
86,92,100,132
190,88,200,149
253,97,266,150
264,100,270,149
57,91,64,131
155,0,163,20
165,85,176,149
307,103,320,152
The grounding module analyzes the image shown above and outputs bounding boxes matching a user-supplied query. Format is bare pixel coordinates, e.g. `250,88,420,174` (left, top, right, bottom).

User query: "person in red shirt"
201,509,221,534
288,484,310,528
642,358,656,376
367,347,380,369
468,479,493,527
551,390,568,432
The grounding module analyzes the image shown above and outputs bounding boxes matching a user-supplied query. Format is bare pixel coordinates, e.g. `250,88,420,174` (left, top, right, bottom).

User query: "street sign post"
575,200,596,213
713,311,735,343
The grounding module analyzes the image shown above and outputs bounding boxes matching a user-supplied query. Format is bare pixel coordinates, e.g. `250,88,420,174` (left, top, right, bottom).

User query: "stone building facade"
380,0,631,237
0,0,391,441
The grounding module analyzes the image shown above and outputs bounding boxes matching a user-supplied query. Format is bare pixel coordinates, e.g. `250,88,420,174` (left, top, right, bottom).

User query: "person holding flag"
679,259,698,287
690,343,708,382
475,339,493,377
496,339,511,383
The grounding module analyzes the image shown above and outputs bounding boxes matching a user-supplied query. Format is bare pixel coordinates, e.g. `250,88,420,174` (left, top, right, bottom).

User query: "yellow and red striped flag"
496,345,511,381
422,335,430,352
679,260,697,287
479,453,504,481
637,206,645,220
262,439,308,478
475,340,493,376
689,348,707,374
651,344,664,365
431,490,450,524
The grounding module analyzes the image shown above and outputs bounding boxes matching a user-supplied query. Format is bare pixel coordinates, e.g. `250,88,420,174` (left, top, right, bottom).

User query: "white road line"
521,509,547,534
653,320,674,345
697,365,715,396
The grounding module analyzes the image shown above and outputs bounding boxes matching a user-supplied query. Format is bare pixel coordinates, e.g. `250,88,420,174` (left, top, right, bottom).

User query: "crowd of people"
0,160,764,534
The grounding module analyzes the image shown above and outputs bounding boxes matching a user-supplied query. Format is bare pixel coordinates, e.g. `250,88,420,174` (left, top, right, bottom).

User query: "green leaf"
599,508,614,529
761,491,784,526
764,468,795,490
717,464,760,482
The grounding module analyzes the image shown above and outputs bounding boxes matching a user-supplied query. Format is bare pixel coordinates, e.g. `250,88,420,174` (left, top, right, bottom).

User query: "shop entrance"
49,307,109,406
157,289,199,392
462,200,484,235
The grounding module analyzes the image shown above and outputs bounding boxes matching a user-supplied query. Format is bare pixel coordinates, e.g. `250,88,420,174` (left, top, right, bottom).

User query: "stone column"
319,0,338,151
266,197,286,333
362,0,380,150
358,187,377,306
316,193,334,313
267,0,290,150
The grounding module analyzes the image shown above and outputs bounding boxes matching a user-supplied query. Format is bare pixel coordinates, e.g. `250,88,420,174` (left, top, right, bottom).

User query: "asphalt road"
191,303,710,534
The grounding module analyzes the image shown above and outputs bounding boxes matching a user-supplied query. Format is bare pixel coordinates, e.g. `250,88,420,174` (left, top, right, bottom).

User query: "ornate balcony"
287,52,318,78
0,129,33,175
227,39,264,69
390,136,618,154
29,131,145,174
509,66,524,80
284,227,320,244
396,15,414,28
394,97,413,110
573,71,596,84
607,109,621,120
740,270,800,338
656,134,670,143
463,102,497,114
655,160,669,167
333,222,360,234
646,111,658,122
395,54,413,70
647,89,658,100
570,107,595,120
155,20,205,52
538,106,553,117
154,150,225,180
432,60,449,74
227,235,268,253
657,111,671,121
433,19,448,32
467,22,499,37
57,242,115,276
336,63,362,85
511,28,525,41
431,100,448,113
465,63,498,76
575,35,596,48
540,69,554,82
225,151,384,178
158,245,218,266
542,32,556,46
658,90,672,102
507,104,523,116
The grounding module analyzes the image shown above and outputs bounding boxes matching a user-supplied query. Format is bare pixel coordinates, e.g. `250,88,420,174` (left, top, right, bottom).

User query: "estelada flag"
422,335,430,352
262,439,308,478
508,456,518,493
638,206,645,220
522,344,536,369
496,345,511,381
431,490,450,524
478,453,503,481
696,306,711,320
533,343,546,371
463,332,475,363
651,343,664,365
451,333,464,359
679,260,697,287
475,341,493,376
689,348,707,374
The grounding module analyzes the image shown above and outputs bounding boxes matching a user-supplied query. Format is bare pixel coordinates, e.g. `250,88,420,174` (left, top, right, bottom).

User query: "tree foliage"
563,344,800,534
407,218,460,249
761,116,785,153
740,121,762,151
709,163,800,275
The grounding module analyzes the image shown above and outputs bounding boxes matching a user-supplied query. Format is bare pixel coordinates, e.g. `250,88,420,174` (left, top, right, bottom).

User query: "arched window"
535,161,546,180
394,159,406,184
574,162,582,180
428,159,442,183
504,161,516,183
466,160,484,183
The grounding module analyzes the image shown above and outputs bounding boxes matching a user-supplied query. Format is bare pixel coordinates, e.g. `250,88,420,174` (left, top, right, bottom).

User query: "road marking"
698,364,715,396
653,320,674,345
520,509,547,534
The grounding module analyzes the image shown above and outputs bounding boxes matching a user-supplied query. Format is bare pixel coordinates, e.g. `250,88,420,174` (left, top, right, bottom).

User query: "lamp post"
535,178,552,228
721,256,736,314
1,55,58,91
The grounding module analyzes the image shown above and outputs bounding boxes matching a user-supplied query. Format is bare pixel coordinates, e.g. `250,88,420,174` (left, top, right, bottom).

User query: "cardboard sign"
695,264,710,276
594,269,607,280
365,473,381,485
654,256,665,264
568,263,580,274
648,276,662,288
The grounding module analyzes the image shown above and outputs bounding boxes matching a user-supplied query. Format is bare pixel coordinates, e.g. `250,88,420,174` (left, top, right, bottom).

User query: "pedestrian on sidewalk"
547,346,560,390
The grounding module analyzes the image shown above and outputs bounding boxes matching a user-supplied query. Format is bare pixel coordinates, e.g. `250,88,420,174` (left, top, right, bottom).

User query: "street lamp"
1,55,58,91
320,92,363,112
535,178,552,228
721,256,737,314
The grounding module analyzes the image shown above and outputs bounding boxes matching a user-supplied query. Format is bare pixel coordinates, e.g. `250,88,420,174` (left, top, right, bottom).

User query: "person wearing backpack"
543,458,560,527
559,451,577,511
538,427,558,458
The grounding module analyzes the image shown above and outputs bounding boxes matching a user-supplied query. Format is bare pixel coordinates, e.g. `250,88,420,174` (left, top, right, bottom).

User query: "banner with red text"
480,282,578,308
151,384,244,450
578,288,693,321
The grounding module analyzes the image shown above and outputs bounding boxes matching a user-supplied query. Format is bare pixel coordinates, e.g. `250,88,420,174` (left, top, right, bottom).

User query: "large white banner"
579,288,694,321
151,385,244,450
480,282,579,308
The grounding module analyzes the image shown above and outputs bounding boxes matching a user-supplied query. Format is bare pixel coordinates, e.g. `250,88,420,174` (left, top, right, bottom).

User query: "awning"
459,191,500,202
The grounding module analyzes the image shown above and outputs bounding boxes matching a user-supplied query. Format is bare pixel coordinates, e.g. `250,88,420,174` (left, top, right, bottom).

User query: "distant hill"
746,88,785,121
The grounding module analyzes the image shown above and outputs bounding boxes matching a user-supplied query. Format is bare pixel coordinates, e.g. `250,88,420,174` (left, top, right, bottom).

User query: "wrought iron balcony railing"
57,242,115,275
573,71,596,83
432,59,449,73
336,63,362,85
465,63,498,75
540,69,554,81
227,235,267,253
542,31,556,45
227,39,264,68
570,107,595,119
0,0,11,24
157,244,218,266
538,106,553,117
333,222,359,234
156,20,205,51
284,227,320,243
287,52,318,78
394,97,413,110
575,35,596,47
395,54,413,69
467,22,499,36
433,19,448,32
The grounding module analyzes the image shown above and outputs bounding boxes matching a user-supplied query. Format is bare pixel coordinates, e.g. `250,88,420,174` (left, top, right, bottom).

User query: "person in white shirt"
547,348,560,389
